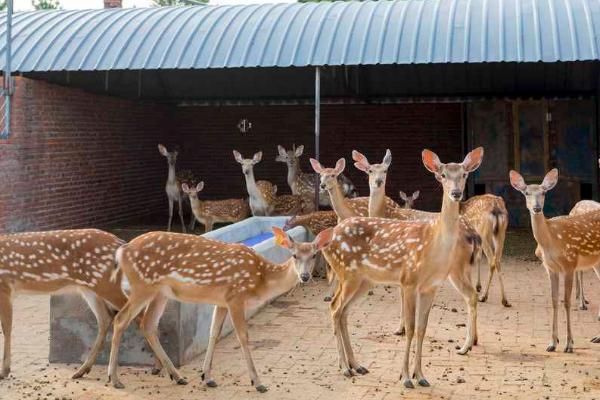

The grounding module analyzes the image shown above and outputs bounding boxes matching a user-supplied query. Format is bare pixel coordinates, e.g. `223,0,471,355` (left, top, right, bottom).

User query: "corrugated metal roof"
1,0,599,72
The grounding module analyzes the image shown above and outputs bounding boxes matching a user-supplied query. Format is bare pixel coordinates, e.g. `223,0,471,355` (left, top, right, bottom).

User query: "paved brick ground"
1,256,600,400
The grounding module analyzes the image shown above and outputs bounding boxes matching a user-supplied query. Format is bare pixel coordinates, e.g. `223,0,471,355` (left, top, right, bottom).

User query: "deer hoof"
546,344,556,352
591,336,600,343
342,368,354,378
112,380,125,389
176,378,188,385
355,366,369,375
323,296,332,302
502,299,512,308
72,366,91,379
205,380,218,388
579,305,588,310
150,367,161,376
418,378,430,387
478,295,488,303
403,379,414,389
476,284,481,292
394,327,406,336
256,384,268,393
0,368,10,380
367,290,374,296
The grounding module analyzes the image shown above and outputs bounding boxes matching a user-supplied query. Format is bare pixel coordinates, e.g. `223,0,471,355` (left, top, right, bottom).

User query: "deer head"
158,144,178,166
510,169,558,214
422,147,484,202
233,150,262,176
309,158,345,192
181,182,205,200
275,145,304,166
352,149,392,191
399,190,420,209
272,226,333,283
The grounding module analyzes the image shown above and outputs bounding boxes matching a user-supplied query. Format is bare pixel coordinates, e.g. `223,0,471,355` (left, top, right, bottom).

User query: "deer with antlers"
182,182,250,233
320,148,483,388
106,227,333,391
399,190,420,209
234,150,304,216
0,229,137,380
510,168,600,351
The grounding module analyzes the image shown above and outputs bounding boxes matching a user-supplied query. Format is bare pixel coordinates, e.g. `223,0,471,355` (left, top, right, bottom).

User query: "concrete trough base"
48,217,306,367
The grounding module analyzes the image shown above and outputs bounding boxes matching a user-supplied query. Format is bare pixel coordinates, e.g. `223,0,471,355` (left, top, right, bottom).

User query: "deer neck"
167,163,177,184
188,196,203,218
435,194,461,241
328,182,356,220
256,258,298,299
243,169,261,198
530,212,553,250
286,161,300,189
369,185,386,218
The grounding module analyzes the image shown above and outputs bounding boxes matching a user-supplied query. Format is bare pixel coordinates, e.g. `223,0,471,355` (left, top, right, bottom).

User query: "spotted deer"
106,227,334,392
182,182,250,233
510,169,600,351
351,149,480,341
321,148,483,388
276,144,357,209
0,229,134,380
284,210,338,236
399,190,420,209
234,150,304,216
158,144,195,233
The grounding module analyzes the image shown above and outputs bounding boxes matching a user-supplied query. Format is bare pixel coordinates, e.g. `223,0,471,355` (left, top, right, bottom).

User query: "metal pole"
314,66,321,211
3,0,12,138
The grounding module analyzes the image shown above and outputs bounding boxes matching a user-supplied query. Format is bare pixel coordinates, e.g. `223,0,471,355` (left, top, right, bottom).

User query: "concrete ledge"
49,217,304,367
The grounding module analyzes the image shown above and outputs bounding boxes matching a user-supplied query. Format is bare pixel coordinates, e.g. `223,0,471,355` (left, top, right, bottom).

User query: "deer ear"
334,158,346,175
382,149,392,168
196,181,205,192
462,147,484,172
309,158,323,173
272,227,293,249
352,150,369,172
233,150,243,163
295,145,304,157
313,228,334,250
181,183,190,193
422,149,442,174
509,170,527,192
399,191,407,200
158,144,168,156
277,145,286,156
252,151,263,164
541,168,559,191
412,190,420,200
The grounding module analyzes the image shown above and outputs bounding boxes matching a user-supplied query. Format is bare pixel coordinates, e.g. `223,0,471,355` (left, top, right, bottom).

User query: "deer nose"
300,272,310,283
375,179,383,187
450,190,462,200
320,183,326,190
533,206,542,213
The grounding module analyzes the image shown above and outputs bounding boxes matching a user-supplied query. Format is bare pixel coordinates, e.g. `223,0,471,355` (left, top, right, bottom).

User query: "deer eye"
292,254,297,259
441,173,446,178
312,254,317,259
463,173,467,178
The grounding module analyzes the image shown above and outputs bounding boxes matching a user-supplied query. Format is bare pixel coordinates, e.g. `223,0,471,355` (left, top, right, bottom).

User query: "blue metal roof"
1,0,599,72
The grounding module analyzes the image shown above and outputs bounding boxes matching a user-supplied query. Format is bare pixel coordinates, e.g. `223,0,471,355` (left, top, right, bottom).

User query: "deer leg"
227,302,266,393
189,213,196,232
329,282,351,375
72,290,112,379
204,220,214,233
448,268,478,354
412,288,437,387
394,287,405,336
167,198,174,232
178,197,186,233
593,266,600,321
478,246,494,303
495,260,511,307
476,257,482,292
108,293,152,389
324,273,337,302
201,306,228,388
563,270,575,353
141,293,186,384
546,269,559,352
400,286,416,389
576,271,587,310
0,285,13,379
339,281,370,375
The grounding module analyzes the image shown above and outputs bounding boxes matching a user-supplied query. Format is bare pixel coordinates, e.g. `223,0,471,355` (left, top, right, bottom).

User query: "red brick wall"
0,78,172,232
175,103,463,211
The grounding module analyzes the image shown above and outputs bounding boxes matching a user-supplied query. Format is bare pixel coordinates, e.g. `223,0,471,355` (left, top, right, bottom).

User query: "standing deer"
182,182,250,233
510,169,600,351
106,227,334,392
0,229,133,380
276,145,357,209
399,191,420,209
321,148,483,388
351,149,480,341
158,144,188,233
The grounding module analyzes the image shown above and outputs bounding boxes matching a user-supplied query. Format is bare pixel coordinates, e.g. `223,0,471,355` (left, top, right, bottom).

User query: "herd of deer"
0,143,599,394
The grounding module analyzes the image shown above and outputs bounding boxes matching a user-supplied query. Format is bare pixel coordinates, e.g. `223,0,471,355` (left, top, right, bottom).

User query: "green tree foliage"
32,0,60,9
152,0,208,5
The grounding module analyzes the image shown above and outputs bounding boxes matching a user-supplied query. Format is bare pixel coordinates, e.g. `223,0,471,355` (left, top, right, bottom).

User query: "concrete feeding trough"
49,216,305,367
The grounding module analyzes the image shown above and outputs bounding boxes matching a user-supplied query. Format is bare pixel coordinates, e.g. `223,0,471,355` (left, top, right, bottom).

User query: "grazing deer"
321,148,483,388
0,229,132,380
352,149,480,341
461,195,510,306
510,169,600,351
182,182,250,233
276,145,357,209
399,190,420,209
158,144,194,233
106,227,334,392
284,210,338,236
